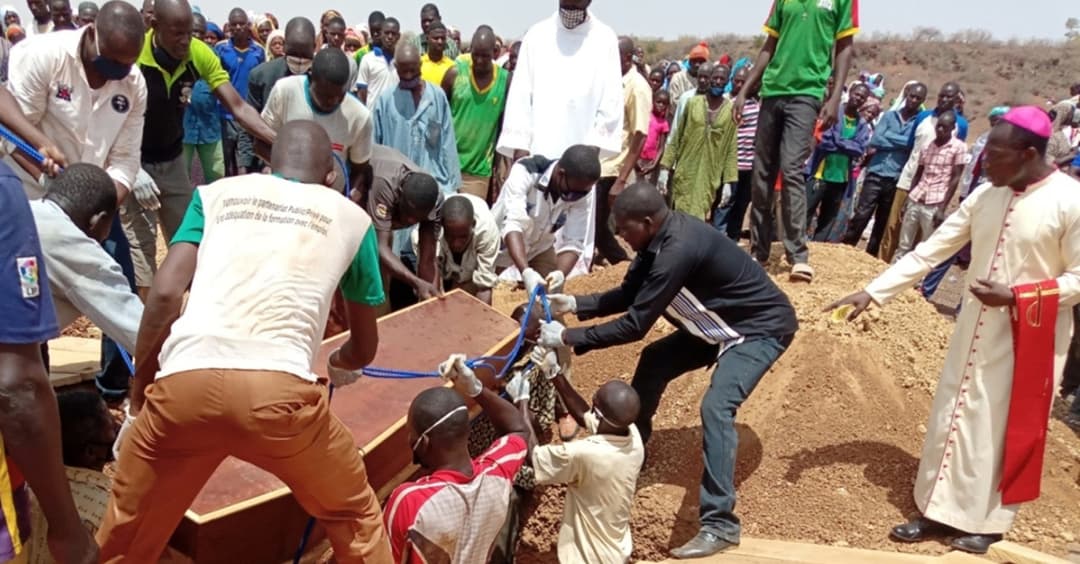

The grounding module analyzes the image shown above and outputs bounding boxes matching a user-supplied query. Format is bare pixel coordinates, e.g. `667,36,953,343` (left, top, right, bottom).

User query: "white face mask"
286,55,312,75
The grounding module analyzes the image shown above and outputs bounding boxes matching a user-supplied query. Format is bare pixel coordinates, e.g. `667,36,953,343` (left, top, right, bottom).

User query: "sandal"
789,263,815,283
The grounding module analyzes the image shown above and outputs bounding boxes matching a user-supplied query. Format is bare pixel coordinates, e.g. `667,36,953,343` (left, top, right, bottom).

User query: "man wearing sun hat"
828,106,1080,555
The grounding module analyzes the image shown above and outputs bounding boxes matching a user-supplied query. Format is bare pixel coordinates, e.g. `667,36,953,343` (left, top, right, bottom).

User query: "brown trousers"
878,188,910,263
96,369,392,564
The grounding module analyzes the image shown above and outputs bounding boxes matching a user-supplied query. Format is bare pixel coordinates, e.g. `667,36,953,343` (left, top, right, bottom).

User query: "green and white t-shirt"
158,175,384,382
760,0,859,100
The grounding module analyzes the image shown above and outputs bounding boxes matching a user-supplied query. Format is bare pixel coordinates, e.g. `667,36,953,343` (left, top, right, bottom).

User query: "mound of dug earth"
493,242,1080,563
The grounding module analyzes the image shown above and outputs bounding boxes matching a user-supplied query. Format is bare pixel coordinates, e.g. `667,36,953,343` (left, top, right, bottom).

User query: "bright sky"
5,0,1075,41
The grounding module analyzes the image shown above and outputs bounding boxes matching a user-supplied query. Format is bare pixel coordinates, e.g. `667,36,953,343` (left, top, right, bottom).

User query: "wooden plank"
47,336,100,388
986,541,1073,564
168,291,521,563
933,552,993,563
643,537,957,564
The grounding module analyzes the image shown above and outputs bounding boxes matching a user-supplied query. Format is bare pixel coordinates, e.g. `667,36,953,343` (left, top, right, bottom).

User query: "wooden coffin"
167,291,521,563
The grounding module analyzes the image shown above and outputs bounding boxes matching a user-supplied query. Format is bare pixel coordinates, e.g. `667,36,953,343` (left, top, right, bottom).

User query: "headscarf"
889,80,922,112
344,27,362,49
0,4,17,33
725,56,752,94
205,21,223,42
252,13,274,45
266,28,284,58
988,106,1010,120
320,9,341,25
859,71,886,99
1050,101,1074,132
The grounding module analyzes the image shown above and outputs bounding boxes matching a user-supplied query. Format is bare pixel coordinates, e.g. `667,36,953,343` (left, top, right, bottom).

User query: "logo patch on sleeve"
16,257,40,298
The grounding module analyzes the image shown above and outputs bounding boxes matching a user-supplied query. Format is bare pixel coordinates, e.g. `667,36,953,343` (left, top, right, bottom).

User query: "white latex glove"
538,320,567,348
657,169,670,195
719,183,734,208
505,373,531,403
327,352,364,388
538,349,561,380
545,270,565,293
132,168,162,211
547,294,577,316
529,345,551,366
438,353,483,398
113,402,136,461
522,268,545,296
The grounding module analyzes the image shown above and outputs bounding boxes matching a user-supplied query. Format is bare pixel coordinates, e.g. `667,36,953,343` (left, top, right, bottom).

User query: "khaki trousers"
96,369,392,564
460,173,491,200
878,188,909,263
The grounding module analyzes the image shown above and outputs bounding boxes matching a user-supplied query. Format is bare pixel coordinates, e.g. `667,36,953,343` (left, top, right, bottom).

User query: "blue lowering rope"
292,286,553,562
361,285,552,381
333,153,351,198
0,123,51,166
117,345,135,375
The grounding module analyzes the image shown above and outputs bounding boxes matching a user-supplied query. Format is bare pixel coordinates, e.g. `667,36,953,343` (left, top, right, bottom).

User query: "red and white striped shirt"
384,434,527,563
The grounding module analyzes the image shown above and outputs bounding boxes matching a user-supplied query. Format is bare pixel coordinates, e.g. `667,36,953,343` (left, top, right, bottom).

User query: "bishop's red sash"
1000,280,1059,505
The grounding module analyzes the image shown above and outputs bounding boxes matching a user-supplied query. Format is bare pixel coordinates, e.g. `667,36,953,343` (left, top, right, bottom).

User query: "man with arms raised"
97,121,391,563
384,355,530,563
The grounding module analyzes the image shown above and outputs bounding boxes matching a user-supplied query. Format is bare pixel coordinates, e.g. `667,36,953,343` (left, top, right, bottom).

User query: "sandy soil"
492,242,1080,563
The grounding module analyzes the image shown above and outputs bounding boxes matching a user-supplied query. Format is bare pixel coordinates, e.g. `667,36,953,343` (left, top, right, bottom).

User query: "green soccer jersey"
450,60,509,178
821,116,857,183
761,0,859,100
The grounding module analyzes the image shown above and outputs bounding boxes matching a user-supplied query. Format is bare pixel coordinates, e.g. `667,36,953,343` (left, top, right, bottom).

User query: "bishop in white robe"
828,107,1080,554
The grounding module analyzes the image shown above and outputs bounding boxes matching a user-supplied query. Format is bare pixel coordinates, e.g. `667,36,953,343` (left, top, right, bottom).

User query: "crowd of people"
1,0,1079,563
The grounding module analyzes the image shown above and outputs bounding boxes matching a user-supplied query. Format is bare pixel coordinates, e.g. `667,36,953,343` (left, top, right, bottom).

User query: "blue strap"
116,344,136,375
292,288,552,562
333,153,351,197
0,123,50,166
360,285,552,381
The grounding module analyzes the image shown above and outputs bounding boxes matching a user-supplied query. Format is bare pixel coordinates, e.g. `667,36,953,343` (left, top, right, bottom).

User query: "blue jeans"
631,331,791,543
920,254,957,299
98,216,137,398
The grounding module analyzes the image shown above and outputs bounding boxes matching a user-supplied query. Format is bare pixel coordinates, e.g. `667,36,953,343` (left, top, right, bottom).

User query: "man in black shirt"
539,182,798,560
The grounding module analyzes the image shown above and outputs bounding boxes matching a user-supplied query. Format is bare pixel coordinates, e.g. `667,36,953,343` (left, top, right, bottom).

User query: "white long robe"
865,171,1080,534
495,11,623,279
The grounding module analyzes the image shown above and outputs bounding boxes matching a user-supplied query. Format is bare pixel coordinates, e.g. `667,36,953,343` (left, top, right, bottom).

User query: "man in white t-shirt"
532,354,644,564
356,16,399,105
97,121,393,564
263,47,373,196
